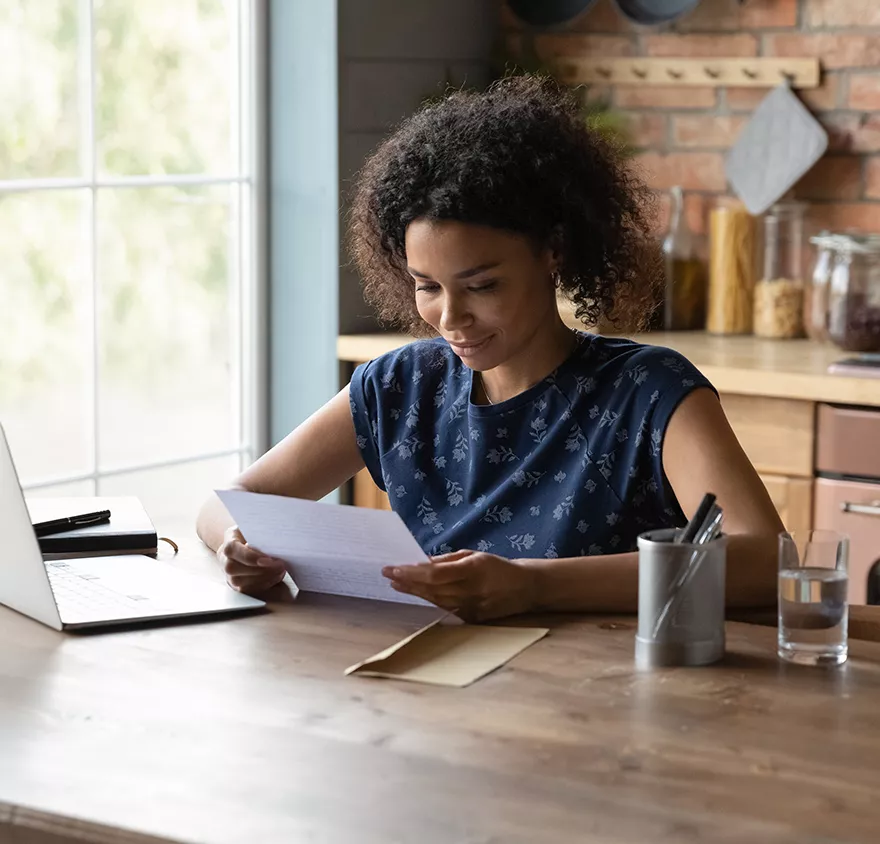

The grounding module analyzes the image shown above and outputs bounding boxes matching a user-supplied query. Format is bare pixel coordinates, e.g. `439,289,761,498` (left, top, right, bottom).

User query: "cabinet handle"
841,501,880,517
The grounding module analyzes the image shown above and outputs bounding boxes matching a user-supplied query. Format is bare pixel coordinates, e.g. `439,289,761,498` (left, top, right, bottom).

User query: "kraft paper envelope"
345,616,549,688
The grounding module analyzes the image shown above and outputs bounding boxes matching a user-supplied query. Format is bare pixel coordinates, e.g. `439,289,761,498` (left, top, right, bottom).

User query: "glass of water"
778,530,849,666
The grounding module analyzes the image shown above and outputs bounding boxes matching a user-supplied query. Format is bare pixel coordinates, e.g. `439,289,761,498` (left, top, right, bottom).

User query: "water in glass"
778,566,848,665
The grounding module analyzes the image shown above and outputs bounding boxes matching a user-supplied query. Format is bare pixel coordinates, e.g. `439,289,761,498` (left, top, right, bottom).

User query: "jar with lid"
707,198,756,335
753,201,806,339
804,232,837,342
827,236,880,352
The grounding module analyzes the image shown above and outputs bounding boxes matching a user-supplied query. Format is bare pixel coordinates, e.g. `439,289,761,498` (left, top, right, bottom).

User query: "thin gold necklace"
479,329,580,407
479,372,494,405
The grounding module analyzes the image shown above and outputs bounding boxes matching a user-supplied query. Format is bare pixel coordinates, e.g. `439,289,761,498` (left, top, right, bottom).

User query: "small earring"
552,271,562,288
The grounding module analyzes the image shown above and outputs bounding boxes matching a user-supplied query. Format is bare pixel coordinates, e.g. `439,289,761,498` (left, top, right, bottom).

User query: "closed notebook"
26,496,158,557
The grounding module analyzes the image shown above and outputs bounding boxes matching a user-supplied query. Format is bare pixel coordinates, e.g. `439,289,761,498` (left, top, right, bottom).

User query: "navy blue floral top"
349,332,715,560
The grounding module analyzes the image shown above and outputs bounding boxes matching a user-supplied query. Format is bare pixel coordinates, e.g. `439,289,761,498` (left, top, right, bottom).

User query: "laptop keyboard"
46,561,155,619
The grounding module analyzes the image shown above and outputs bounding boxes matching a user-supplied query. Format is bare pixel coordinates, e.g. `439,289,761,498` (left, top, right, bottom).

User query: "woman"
196,75,782,620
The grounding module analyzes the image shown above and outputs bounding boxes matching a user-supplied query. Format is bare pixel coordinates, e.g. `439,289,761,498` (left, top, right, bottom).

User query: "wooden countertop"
5,538,880,843
338,330,880,407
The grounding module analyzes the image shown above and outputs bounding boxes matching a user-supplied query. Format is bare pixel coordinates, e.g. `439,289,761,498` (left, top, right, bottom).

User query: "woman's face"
404,219,559,371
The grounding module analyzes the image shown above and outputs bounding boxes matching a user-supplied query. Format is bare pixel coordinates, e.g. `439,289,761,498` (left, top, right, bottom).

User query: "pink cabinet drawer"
816,404,880,479
814,477,880,605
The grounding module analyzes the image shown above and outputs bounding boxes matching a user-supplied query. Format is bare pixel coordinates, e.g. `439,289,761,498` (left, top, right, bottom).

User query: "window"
1,0,266,530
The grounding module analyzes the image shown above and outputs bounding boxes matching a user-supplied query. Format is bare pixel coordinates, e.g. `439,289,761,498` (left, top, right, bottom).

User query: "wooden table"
3,541,880,844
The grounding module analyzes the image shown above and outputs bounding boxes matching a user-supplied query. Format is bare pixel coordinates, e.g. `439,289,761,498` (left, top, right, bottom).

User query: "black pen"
677,493,716,544
33,510,111,538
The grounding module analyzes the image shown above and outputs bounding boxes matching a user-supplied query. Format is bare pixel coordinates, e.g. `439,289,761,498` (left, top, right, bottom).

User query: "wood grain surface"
337,329,880,407
2,540,880,844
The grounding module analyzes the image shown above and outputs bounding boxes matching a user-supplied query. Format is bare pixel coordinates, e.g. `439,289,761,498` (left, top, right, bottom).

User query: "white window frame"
4,0,268,492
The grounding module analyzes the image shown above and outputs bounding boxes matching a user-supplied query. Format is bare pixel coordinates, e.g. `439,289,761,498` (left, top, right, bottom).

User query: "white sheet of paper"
216,490,431,606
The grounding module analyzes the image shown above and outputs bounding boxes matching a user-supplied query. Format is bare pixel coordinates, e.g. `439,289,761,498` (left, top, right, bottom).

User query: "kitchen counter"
337,331,880,408
339,329,880,594
5,539,880,844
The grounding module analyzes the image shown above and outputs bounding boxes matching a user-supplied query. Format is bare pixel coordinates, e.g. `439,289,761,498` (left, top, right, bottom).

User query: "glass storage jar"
827,236,880,353
804,233,838,342
753,201,806,339
707,199,756,335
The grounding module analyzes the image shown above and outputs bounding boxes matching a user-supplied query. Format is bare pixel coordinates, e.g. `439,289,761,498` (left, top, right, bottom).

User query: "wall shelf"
555,58,820,89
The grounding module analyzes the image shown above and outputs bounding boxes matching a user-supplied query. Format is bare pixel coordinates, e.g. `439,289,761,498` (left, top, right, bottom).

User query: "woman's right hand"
218,525,287,595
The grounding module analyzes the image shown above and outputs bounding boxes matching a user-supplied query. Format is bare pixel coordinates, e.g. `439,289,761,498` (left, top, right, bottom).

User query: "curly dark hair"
348,74,661,336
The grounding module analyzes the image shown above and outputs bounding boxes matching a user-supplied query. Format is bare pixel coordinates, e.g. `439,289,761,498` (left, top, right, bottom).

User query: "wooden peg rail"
555,58,820,88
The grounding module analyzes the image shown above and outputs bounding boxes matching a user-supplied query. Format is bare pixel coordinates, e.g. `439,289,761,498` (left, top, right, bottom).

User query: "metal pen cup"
636,528,728,669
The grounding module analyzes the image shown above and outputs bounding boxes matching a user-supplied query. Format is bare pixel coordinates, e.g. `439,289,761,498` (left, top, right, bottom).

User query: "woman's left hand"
382,550,536,622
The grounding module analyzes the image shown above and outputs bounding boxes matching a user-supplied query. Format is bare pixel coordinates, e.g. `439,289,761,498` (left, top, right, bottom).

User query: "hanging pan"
613,0,701,26
507,0,599,28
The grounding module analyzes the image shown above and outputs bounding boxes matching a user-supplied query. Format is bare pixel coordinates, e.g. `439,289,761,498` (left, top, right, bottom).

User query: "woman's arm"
386,389,783,618
196,385,366,552
524,388,782,611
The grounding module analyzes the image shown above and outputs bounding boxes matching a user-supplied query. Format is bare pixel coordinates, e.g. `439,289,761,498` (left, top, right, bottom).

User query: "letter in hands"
218,525,287,595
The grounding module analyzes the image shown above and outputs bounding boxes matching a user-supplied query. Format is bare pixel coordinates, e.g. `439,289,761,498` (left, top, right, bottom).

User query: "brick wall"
501,0,880,238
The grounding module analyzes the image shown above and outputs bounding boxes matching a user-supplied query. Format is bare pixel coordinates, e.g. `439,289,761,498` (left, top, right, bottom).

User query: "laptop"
0,423,265,631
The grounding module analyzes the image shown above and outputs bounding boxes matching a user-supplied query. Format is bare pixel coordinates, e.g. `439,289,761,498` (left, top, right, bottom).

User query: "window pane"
99,455,240,534
0,1,82,179
0,191,92,484
26,480,97,498
94,0,235,176
96,185,236,468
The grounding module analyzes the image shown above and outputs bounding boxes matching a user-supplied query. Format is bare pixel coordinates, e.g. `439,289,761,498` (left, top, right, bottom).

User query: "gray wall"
269,0,340,445
268,0,497,449
337,0,498,335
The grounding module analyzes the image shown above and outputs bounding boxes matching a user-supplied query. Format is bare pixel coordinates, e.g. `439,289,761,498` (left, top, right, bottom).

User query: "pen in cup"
652,497,724,638
677,493,717,545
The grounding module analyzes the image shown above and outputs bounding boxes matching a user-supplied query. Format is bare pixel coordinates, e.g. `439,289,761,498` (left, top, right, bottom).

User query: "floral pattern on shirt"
350,334,715,559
